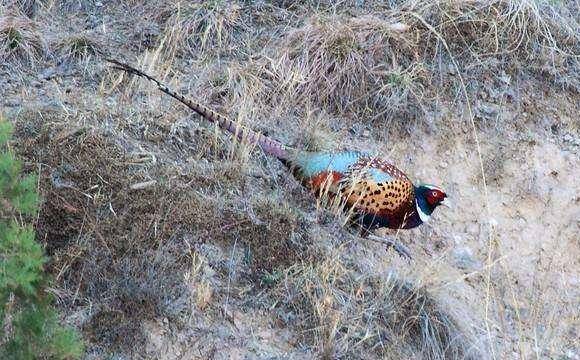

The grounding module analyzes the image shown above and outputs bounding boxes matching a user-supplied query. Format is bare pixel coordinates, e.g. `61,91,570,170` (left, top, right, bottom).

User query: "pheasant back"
292,151,417,229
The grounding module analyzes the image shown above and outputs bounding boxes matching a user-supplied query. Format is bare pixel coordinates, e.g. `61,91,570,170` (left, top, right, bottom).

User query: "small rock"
478,102,499,117
563,133,580,147
565,349,577,359
499,72,511,85
388,22,409,32
452,246,481,271
465,223,479,235
130,180,157,190
447,64,457,75
4,98,21,107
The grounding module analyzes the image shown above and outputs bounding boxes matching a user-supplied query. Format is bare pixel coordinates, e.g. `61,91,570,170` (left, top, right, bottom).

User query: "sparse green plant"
6,27,20,49
260,269,284,287
0,118,84,359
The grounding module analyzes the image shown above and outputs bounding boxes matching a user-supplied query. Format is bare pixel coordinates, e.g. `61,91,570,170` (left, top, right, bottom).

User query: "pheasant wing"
338,157,415,216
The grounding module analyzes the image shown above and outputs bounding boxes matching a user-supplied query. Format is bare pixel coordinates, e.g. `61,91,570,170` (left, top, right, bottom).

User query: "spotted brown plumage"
108,59,450,235
298,153,422,230
341,156,414,213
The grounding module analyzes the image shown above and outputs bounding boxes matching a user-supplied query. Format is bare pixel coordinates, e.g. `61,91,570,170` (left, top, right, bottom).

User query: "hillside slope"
1,1,579,359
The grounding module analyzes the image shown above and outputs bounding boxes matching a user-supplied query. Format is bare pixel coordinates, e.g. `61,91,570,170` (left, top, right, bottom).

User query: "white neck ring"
416,200,431,223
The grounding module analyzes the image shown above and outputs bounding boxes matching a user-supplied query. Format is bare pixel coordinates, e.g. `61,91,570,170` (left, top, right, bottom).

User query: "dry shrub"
276,15,424,122
275,256,481,359
0,14,45,65
270,0,578,121
12,112,311,351
55,31,103,63
406,0,578,58
159,0,244,56
238,196,310,275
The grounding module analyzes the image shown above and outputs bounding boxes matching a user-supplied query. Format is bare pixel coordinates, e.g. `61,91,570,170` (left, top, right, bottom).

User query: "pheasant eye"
426,189,443,206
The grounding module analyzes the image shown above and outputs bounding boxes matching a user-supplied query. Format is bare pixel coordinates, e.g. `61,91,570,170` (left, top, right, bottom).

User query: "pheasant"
107,59,450,258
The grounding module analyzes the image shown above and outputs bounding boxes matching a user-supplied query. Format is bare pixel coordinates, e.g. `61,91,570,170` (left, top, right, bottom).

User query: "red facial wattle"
426,189,446,206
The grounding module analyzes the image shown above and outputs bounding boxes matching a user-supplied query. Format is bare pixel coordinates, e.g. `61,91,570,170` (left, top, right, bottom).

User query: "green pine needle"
0,117,84,359
0,120,13,146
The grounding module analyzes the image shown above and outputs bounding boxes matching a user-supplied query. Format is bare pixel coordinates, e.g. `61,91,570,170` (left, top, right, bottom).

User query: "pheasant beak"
440,198,452,208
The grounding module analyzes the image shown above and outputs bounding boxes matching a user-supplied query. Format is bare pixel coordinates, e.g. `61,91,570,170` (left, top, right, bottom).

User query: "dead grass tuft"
0,14,45,65
403,0,579,93
276,15,424,123
270,0,579,122
274,256,480,359
55,31,103,62
406,0,579,59
159,0,244,57
214,61,269,114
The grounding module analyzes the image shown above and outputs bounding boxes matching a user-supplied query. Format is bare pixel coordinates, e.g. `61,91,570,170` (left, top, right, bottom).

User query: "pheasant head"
413,185,451,224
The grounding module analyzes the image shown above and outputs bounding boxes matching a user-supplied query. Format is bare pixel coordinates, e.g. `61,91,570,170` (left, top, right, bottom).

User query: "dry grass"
274,255,482,359
406,0,578,57
158,0,244,57
0,14,45,65
11,105,311,352
267,0,579,124
406,0,579,91
55,31,103,63
274,15,423,122
2,0,579,358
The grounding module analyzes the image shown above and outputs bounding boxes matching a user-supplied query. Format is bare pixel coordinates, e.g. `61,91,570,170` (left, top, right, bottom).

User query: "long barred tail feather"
106,58,289,161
